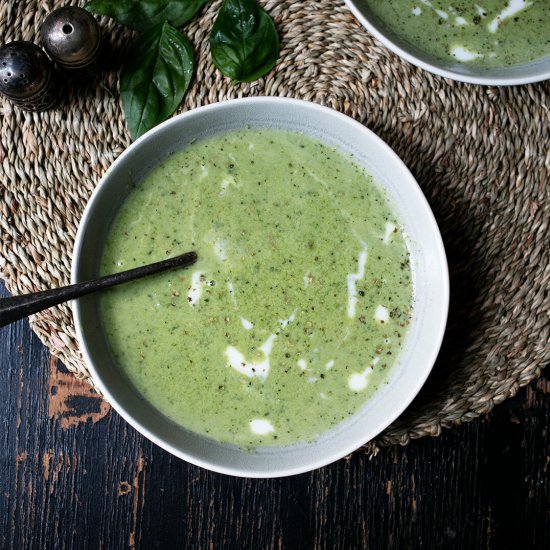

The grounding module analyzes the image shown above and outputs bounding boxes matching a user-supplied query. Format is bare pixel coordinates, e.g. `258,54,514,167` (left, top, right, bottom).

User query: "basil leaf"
85,0,209,32
120,21,194,140
210,0,279,82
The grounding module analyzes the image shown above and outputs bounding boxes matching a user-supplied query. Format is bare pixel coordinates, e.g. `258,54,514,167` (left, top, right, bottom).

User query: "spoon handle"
0,251,197,329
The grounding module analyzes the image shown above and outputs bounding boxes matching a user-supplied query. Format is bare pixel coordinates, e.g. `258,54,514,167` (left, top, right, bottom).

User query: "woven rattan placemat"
1,0,549,449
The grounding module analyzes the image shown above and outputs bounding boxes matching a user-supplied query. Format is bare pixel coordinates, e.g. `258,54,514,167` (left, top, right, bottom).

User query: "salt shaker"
41,6,102,71
0,41,56,111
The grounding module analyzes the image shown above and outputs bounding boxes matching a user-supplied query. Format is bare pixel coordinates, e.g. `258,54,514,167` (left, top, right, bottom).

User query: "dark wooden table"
0,283,548,549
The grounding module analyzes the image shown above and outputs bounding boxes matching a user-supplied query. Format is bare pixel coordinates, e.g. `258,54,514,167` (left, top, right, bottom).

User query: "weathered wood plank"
0,283,548,549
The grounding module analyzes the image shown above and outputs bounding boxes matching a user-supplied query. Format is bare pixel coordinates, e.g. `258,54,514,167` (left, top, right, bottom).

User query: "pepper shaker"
41,6,102,72
0,41,56,111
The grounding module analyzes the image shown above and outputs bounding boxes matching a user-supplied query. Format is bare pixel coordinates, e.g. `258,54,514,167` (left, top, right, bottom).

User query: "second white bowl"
344,0,550,85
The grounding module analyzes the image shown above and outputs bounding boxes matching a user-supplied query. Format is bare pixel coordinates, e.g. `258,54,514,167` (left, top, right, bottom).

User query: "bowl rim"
72,96,450,477
343,0,550,86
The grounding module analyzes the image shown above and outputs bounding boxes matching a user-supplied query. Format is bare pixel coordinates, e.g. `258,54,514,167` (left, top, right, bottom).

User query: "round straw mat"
1,0,549,450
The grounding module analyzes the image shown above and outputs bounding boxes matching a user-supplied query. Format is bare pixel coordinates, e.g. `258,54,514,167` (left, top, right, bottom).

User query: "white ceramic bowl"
344,0,550,85
72,97,449,477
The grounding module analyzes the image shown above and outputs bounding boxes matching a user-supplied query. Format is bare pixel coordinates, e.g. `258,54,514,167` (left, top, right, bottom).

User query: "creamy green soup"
366,0,550,66
100,129,413,448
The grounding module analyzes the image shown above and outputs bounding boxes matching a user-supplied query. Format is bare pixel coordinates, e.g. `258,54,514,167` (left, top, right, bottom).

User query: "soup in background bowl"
344,0,550,85
72,97,449,477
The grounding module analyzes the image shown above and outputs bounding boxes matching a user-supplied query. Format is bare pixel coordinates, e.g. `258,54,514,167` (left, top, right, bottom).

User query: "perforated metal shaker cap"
41,6,101,69
0,41,56,111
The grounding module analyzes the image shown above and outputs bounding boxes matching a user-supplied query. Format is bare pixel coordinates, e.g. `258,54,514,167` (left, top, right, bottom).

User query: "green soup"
366,0,550,66
100,129,413,448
